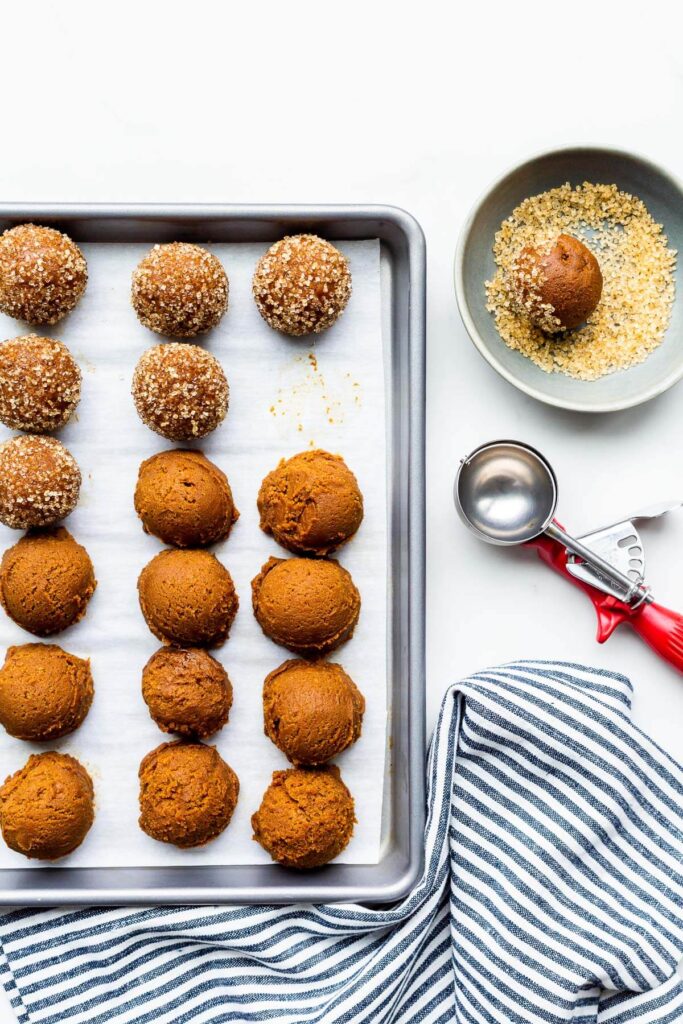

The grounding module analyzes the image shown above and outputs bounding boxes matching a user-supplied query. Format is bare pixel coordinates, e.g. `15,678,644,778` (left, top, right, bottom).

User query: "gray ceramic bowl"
455,147,682,412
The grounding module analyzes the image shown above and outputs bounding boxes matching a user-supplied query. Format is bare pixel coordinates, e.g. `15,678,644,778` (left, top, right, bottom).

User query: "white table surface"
0,1,681,1019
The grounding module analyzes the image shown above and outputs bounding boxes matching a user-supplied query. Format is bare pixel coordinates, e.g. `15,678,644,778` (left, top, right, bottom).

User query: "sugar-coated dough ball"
0,224,87,325
0,335,81,433
132,343,229,441
0,435,81,529
252,234,351,336
132,243,228,337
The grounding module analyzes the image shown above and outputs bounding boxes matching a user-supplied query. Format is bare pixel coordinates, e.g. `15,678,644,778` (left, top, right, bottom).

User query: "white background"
0,1,681,1019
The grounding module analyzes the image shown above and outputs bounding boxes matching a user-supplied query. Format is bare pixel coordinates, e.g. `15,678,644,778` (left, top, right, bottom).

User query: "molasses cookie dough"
132,343,229,441
0,335,82,433
139,741,239,848
252,765,355,868
258,450,363,556
0,528,96,636
0,434,81,529
0,643,93,741
253,234,351,336
135,449,238,548
512,234,603,332
138,548,238,647
263,659,364,765
486,183,677,380
0,751,94,860
132,243,228,337
142,647,232,738
0,224,87,325
252,556,360,658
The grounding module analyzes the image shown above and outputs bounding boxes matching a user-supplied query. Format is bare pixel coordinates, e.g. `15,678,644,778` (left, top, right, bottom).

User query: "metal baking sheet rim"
0,203,426,905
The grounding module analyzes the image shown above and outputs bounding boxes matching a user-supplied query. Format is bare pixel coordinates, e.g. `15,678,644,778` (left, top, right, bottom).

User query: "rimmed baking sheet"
0,205,425,904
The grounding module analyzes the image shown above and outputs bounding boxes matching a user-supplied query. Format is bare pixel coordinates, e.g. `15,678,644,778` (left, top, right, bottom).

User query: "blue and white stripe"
0,660,681,1023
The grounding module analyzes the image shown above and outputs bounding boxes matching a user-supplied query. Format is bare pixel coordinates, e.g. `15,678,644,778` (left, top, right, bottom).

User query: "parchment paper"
0,238,387,868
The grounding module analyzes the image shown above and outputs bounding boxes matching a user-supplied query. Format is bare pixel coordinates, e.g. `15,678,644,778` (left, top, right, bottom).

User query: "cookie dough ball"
0,528,96,637
132,343,229,441
139,741,239,848
513,234,603,332
142,647,232,738
263,659,364,765
258,450,363,556
132,243,228,337
252,557,360,658
0,435,81,529
252,234,351,336
0,335,81,433
0,224,87,326
252,765,355,868
0,643,93,741
135,449,238,548
0,752,94,860
138,548,238,647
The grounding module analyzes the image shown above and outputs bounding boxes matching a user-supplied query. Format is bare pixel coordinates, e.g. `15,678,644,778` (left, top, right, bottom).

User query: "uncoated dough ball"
0,335,82,433
135,449,238,548
132,343,229,441
132,242,229,337
142,646,232,738
139,741,239,848
0,224,87,326
0,527,97,637
252,556,360,658
263,659,364,765
0,643,93,741
512,234,603,332
0,434,81,529
252,765,355,868
258,449,363,556
138,548,238,647
0,751,94,860
252,234,352,336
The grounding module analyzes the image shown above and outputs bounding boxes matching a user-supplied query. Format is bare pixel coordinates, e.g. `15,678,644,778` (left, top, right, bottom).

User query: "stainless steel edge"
0,203,427,905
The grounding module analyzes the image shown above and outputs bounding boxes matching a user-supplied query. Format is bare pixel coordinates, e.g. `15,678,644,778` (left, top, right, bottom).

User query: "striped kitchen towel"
0,660,682,1024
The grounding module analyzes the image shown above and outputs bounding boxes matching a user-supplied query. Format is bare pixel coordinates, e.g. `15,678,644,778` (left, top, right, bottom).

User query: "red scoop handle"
629,602,683,673
529,527,683,675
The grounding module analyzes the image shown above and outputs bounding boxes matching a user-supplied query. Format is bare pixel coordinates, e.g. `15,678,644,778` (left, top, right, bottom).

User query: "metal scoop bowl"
455,440,556,546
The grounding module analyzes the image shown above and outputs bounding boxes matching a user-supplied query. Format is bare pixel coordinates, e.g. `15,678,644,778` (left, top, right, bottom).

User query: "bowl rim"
454,144,683,413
